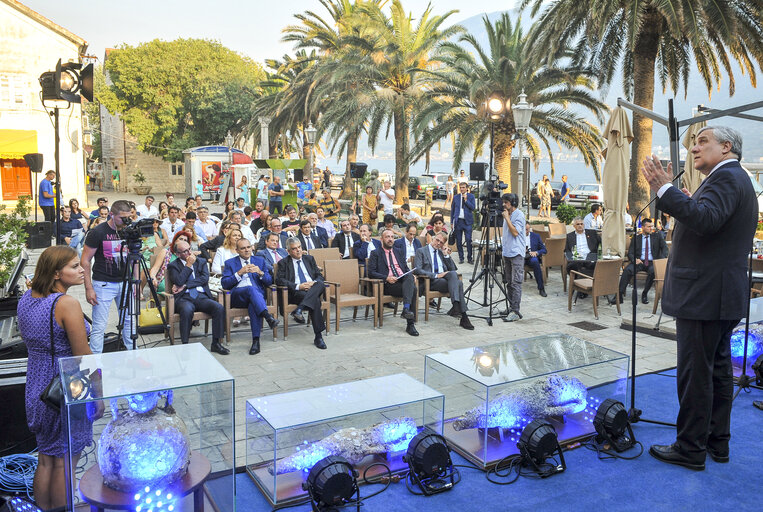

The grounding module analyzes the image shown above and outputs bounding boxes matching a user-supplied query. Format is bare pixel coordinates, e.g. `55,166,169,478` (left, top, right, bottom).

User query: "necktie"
189,265,198,298
306,236,313,250
644,236,650,267
296,259,307,284
273,250,281,263
345,235,351,257
433,248,439,273
387,251,399,277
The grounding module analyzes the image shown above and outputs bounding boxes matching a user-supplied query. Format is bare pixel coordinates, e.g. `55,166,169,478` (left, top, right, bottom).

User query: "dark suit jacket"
167,257,214,301
367,244,411,280
352,238,383,263
332,231,361,257
393,236,422,255
527,232,547,257
199,234,224,261
255,248,288,274
296,231,323,251
450,193,476,226
657,160,757,320
315,225,329,248
220,254,272,291
627,232,668,264
256,231,289,251
413,245,457,279
564,230,599,261
275,254,324,292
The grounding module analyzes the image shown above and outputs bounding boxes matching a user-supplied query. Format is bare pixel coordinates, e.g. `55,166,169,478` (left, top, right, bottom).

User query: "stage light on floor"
402,432,456,495
517,420,566,478
3,498,43,512
302,455,359,512
593,399,636,452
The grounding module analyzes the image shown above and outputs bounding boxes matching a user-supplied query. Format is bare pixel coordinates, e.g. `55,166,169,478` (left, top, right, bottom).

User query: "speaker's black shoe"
406,323,419,336
539,289,547,297
291,309,306,324
641,293,649,304
460,314,474,330
446,305,461,318
211,340,230,355
265,313,279,330
459,259,465,264
249,338,260,355
314,335,327,349
707,446,729,463
467,259,474,264
649,444,704,470
401,308,414,320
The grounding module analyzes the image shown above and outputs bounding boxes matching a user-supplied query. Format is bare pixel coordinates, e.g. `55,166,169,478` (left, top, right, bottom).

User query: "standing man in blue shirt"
39,170,56,224
560,175,570,203
296,174,313,209
501,193,525,322
268,176,284,215
450,181,476,264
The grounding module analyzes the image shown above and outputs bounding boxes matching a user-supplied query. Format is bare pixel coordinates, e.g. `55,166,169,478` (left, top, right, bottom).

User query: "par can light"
302,455,359,512
593,399,636,452
517,419,566,478
403,432,456,496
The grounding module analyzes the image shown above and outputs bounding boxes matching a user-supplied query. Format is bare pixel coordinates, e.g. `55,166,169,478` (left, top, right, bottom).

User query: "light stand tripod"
116,238,167,350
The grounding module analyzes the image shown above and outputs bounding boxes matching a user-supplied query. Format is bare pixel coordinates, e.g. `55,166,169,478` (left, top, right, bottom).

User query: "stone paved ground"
24,190,680,467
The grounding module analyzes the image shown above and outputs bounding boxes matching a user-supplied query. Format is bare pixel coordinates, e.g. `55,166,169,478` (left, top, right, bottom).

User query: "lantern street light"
305,122,317,184
224,131,234,203
511,92,534,217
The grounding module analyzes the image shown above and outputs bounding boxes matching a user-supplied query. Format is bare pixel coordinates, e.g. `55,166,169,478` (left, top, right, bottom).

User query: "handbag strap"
49,294,63,368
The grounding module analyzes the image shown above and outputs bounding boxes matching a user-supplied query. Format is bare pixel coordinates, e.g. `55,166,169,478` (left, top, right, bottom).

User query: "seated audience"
296,220,322,251
256,218,289,251
331,220,360,259
212,227,243,275
394,223,422,262
524,223,548,297
257,232,289,273
353,224,382,265
618,218,668,304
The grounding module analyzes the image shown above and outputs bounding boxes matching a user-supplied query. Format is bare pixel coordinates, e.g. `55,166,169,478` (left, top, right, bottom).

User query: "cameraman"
501,193,525,322
81,200,134,353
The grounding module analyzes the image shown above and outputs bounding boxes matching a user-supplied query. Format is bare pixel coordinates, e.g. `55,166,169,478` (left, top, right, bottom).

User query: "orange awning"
0,130,38,159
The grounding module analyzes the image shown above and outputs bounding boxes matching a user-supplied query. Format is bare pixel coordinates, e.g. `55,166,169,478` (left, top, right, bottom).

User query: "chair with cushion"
548,223,567,238
220,285,277,344
161,270,211,345
307,247,342,269
542,237,567,290
417,272,462,322
568,258,622,320
324,259,378,332
273,261,331,340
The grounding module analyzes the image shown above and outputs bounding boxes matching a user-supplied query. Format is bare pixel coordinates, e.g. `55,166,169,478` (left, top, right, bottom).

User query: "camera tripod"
116,240,168,350
463,207,509,326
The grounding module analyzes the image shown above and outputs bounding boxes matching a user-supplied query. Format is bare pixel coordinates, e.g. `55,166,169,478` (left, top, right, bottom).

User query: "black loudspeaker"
470,162,488,181
0,361,35,454
293,168,304,182
350,162,368,179
24,222,52,249
23,153,44,173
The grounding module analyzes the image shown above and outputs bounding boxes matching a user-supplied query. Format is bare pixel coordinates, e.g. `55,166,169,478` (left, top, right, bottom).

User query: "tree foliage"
100,39,264,161
0,196,30,291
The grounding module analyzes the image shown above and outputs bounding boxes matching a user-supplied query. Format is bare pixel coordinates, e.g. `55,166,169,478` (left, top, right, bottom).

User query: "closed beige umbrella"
601,107,633,257
681,116,707,193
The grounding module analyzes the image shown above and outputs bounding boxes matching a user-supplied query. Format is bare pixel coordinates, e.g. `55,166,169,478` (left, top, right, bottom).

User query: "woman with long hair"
237,174,250,206
68,198,85,225
426,217,446,244
445,175,455,208
211,228,243,275
361,185,378,225
223,201,235,219
426,212,449,234
18,246,101,510
540,177,553,218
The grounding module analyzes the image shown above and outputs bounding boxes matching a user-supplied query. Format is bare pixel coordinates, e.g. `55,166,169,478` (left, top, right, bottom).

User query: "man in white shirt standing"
378,180,395,215
160,206,184,235
136,195,158,219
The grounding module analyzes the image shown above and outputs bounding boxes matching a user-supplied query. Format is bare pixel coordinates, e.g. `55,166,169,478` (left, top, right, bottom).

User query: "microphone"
636,169,686,223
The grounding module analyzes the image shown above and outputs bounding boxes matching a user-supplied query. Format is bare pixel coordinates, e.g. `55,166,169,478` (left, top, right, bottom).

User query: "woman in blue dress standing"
237,174,250,206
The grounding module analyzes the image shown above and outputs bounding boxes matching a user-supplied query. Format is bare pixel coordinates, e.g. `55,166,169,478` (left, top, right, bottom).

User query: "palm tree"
412,14,606,190
522,0,763,213
339,0,463,203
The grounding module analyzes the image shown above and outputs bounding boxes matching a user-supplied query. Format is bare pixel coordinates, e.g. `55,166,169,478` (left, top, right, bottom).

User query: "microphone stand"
627,170,684,426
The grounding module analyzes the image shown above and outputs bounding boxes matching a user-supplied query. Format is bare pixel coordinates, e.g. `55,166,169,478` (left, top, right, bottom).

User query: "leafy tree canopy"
100,39,264,161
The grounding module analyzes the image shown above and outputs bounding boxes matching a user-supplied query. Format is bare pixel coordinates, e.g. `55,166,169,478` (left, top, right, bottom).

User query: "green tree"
100,39,264,161
412,14,606,190
522,0,763,213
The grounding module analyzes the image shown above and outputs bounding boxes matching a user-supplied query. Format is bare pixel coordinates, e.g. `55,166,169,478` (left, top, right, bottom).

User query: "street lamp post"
511,92,534,217
225,130,234,203
305,121,317,185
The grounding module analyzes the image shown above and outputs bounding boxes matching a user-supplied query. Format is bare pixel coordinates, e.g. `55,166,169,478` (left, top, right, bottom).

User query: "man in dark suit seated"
221,238,280,355
524,223,548,297
275,238,328,349
367,228,419,336
295,220,323,251
353,224,382,266
642,126,757,470
307,212,329,248
256,218,289,251
414,231,473,330
618,218,668,304
256,232,288,274
394,223,423,262
167,240,227,355
331,219,361,259
564,217,599,299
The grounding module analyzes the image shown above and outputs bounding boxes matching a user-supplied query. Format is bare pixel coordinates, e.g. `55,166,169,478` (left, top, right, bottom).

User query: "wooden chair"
161,270,210,345
324,259,378,332
417,273,462,321
219,283,278,343
542,237,567,290
308,247,342,269
273,261,331,340
651,258,668,314
548,223,567,237
568,258,622,320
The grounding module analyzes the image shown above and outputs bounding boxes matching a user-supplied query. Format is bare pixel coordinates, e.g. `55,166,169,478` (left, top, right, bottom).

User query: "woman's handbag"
138,300,163,327
448,231,456,246
39,295,64,412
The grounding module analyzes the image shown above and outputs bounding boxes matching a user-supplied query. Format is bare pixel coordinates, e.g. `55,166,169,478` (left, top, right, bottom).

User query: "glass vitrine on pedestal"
246,373,443,508
424,333,629,469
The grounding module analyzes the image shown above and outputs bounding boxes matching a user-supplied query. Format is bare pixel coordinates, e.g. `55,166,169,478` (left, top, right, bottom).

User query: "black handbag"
39,295,64,412
448,231,456,246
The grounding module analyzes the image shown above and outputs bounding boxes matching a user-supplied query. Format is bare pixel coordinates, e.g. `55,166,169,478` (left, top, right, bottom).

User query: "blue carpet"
206,371,762,511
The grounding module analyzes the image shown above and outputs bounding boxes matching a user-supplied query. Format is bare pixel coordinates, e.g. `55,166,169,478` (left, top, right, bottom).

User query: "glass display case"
731,296,763,378
59,344,235,511
246,373,443,508
425,333,629,469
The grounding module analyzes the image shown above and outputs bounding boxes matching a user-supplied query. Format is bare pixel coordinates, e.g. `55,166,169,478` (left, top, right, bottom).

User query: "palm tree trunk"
494,131,515,191
393,98,410,204
340,131,358,200
629,11,661,216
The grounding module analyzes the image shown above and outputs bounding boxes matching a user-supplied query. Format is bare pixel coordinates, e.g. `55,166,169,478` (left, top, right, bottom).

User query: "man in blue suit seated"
524,223,548,297
255,218,289,251
368,228,419,337
450,181,476,264
221,238,280,355
353,224,382,266
394,223,423,262
256,232,288,274
167,240,227,355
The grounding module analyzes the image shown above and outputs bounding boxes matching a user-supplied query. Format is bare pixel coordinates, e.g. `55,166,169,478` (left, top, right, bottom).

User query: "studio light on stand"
302,455,359,512
593,399,636,452
402,432,457,496
516,420,566,478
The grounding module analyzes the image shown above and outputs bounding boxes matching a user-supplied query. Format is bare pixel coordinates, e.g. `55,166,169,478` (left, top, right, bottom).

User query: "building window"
170,163,184,176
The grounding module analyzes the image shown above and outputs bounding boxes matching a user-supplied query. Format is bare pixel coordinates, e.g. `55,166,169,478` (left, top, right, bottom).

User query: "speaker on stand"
23,153,44,223
349,163,368,215
469,162,489,212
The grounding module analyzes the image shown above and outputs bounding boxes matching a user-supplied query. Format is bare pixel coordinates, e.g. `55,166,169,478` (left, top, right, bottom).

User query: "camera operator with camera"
500,193,525,322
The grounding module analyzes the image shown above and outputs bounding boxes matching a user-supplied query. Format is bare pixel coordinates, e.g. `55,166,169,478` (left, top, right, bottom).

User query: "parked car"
423,174,451,199
566,183,603,208
329,172,347,190
408,175,438,200
529,181,564,209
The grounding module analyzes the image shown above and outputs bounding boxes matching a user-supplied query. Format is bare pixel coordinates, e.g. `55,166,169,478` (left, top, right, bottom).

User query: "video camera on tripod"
479,179,508,219
119,218,155,250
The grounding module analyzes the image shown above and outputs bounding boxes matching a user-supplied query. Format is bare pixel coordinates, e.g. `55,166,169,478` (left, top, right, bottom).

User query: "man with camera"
501,193,525,322
451,181,475,264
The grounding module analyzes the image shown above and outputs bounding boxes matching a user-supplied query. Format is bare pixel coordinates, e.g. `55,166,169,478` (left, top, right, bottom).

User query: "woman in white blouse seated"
211,228,243,275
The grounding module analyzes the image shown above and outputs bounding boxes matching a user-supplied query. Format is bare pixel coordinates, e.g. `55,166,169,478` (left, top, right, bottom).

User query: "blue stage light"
378,418,419,452
126,391,160,413
134,485,178,511
554,379,588,414
730,330,763,359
